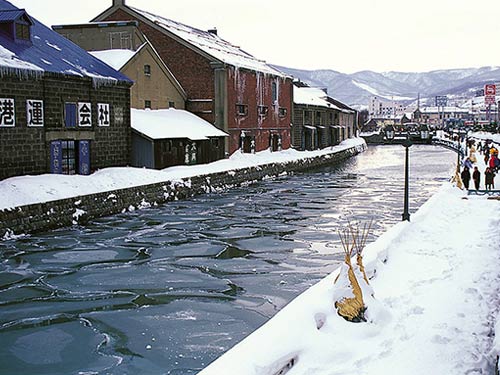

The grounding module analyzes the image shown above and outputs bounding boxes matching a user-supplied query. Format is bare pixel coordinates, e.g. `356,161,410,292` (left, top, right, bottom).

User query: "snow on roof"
89,48,138,71
129,6,286,77
421,106,469,113
0,1,131,85
131,108,228,141
294,86,354,113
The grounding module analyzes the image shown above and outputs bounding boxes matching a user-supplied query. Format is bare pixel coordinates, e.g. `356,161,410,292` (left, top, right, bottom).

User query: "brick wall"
227,68,293,154
100,8,294,155
0,143,366,238
0,73,131,180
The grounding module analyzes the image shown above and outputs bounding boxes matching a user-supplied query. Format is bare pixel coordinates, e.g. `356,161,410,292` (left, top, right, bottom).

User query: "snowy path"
199,185,500,375
352,193,500,374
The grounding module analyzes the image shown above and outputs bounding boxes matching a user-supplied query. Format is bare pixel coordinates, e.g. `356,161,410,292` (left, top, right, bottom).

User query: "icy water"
0,145,456,375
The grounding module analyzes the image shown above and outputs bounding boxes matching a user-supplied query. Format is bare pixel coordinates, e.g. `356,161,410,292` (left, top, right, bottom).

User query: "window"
161,140,172,152
15,23,30,40
258,105,268,117
315,112,322,125
272,81,278,103
144,64,151,76
109,32,132,49
145,100,151,109
168,101,175,108
304,110,311,125
61,140,76,175
278,107,287,118
236,104,248,116
64,103,77,128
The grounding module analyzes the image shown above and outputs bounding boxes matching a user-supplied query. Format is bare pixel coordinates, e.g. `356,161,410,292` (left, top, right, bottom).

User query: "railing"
431,137,465,158
467,189,500,196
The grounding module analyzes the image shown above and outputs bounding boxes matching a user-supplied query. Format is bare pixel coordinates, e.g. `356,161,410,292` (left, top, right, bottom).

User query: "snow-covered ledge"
199,183,500,374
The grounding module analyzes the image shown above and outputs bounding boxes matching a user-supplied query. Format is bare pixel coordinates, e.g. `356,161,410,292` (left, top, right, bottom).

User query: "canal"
0,145,456,374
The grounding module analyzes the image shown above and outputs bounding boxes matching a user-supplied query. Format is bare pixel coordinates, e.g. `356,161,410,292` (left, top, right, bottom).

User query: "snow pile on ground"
0,138,365,210
199,183,500,375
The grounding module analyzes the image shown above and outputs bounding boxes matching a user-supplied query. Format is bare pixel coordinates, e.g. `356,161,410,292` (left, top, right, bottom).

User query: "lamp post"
402,137,412,221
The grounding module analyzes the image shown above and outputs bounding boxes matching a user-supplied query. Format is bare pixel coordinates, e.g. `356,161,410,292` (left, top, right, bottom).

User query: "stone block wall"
0,73,131,180
0,144,366,238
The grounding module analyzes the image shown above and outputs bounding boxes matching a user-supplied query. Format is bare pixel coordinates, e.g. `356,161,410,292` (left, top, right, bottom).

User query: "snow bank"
199,182,500,375
0,138,365,210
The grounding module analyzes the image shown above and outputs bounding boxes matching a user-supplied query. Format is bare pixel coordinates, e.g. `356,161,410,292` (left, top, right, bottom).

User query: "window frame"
258,105,269,117
236,104,248,116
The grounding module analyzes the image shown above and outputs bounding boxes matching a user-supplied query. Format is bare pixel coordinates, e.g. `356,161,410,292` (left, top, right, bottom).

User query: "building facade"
0,2,132,181
93,0,293,155
293,84,357,150
53,22,187,111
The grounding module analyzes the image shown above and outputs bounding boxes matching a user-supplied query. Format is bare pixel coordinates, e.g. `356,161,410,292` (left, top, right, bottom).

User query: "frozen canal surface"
0,145,456,374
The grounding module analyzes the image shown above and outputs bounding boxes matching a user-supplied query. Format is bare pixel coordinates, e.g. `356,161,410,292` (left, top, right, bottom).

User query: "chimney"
208,27,217,36
113,0,125,6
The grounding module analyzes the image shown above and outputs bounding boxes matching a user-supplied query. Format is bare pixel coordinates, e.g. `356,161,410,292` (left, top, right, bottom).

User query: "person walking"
472,166,481,190
461,166,471,190
485,167,495,190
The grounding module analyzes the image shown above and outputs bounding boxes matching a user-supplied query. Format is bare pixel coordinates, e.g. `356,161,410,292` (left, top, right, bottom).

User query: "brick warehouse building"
93,0,293,155
0,1,131,181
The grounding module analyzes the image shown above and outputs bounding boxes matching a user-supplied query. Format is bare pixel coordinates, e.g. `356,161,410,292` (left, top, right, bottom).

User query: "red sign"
485,84,496,96
485,95,496,105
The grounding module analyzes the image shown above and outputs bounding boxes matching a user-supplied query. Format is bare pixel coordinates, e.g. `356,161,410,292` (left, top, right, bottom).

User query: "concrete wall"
0,144,366,238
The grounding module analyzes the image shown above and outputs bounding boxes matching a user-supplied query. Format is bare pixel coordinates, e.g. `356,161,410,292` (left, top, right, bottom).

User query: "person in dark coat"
472,166,481,190
461,166,471,189
485,167,495,190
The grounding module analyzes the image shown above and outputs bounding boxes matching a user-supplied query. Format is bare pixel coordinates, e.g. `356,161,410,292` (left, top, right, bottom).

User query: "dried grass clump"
334,221,372,322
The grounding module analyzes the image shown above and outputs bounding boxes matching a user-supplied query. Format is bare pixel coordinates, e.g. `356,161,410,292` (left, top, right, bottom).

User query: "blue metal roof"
0,9,28,23
0,0,132,85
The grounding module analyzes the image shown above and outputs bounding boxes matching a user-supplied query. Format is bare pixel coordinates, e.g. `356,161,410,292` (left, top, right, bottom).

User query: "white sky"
8,0,500,73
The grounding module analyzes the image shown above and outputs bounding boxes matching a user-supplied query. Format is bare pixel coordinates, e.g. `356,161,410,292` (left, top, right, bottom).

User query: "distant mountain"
273,65,500,108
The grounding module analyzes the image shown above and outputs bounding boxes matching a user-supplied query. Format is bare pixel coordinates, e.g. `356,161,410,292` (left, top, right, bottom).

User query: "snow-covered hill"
274,65,500,108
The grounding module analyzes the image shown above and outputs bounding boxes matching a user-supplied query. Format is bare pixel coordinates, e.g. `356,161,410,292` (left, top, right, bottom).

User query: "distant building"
417,106,470,126
293,83,357,150
92,0,294,155
0,1,132,180
53,21,187,111
368,96,415,119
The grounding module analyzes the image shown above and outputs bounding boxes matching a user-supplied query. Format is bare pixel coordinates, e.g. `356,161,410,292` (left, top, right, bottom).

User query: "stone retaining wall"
0,144,366,238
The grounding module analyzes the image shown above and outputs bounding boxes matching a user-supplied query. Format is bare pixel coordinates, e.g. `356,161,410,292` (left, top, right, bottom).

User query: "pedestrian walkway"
199,183,500,375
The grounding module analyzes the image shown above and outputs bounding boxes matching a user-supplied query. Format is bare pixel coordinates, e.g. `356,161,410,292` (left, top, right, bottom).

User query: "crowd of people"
460,140,499,191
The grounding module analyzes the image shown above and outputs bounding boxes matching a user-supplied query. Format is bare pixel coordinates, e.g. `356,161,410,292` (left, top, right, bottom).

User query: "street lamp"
385,124,395,142
402,136,412,221
419,123,430,142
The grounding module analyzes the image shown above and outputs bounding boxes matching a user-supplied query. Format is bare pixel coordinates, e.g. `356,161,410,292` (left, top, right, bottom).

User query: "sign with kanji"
435,96,448,107
50,141,62,174
78,140,90,175
27,99,44,127
0,98,15,127
485,84,496,96
97,103,110,126
485,95,496,105
114,107,123,125
78,102,92,127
